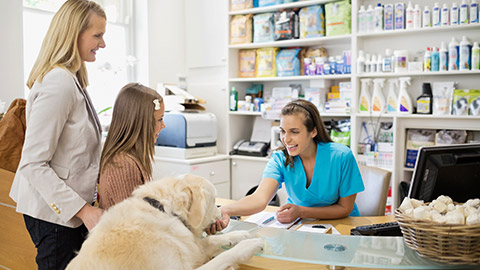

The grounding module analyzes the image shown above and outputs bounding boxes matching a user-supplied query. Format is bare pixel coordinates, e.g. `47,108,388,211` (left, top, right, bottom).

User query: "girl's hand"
205,209,230,235
76,204,104,231
276,204,301,223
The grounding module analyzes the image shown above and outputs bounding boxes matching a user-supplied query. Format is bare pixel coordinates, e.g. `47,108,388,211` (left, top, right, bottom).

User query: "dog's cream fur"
66,174,263,270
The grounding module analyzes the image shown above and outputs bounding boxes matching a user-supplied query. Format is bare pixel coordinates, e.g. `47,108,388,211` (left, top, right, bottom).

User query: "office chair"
356,165,392,216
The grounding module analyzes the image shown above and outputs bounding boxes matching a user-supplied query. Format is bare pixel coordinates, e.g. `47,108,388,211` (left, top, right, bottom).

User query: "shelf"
229,111,262,116
229,74,351,82
403,167,414,172
357,70,480,78
356,113,480,120
229,35,351,49
356,23,480,38
228,0,336,15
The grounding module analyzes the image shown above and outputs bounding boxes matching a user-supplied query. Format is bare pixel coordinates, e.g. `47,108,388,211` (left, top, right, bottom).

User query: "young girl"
98,83,165,210
210,99,364,234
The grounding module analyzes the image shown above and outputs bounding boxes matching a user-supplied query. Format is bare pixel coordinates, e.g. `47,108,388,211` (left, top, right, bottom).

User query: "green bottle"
230,86,238,111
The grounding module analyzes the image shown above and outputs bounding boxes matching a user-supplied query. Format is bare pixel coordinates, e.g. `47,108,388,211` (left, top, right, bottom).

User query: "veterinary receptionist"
212,100,364,233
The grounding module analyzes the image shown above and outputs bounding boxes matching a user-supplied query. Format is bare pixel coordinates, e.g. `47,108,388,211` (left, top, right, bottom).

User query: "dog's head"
132,174,221,236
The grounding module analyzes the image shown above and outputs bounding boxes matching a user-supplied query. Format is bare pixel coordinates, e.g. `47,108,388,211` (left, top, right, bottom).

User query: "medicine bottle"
416,83,433,114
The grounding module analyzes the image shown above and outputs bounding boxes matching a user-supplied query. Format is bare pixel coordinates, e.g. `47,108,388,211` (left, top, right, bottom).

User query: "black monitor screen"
408,143,480,203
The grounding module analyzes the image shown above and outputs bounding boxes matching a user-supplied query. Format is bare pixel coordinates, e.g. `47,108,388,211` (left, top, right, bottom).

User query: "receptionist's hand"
205,208,230,235
276,204,301,223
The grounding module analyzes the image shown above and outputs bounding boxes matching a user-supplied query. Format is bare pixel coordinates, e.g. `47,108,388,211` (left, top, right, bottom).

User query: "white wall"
147,0,186,89
0,1,24,108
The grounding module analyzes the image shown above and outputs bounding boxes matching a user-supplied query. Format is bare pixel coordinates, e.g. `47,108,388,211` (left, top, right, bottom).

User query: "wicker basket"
395,209,480,265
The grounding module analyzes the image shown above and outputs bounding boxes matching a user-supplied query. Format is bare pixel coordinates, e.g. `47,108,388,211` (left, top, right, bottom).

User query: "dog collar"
142,197,192,231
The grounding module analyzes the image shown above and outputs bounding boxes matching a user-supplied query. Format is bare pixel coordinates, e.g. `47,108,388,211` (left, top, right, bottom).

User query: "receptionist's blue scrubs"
263,142,365,216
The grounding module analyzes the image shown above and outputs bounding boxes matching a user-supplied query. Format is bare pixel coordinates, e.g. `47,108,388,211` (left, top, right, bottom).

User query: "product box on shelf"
325,0,351,36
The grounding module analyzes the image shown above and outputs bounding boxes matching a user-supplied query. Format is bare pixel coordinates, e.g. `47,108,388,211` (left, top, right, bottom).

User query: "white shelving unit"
227,0,480,210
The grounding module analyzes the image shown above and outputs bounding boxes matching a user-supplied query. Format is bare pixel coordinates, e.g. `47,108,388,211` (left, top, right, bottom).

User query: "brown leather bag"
0,98,27,173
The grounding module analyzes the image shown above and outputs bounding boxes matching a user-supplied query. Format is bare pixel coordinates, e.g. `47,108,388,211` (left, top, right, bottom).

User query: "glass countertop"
223,220,479,269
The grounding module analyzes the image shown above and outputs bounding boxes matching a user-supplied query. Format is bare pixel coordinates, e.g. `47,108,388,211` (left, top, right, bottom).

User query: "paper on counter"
296,224,340,234
245,211,301,230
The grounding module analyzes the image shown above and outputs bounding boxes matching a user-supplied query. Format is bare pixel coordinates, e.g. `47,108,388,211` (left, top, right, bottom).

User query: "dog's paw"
224,230,253,247
231,238,264,262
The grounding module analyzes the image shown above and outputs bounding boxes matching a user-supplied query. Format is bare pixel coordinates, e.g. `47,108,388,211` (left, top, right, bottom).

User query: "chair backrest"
356,165,392,216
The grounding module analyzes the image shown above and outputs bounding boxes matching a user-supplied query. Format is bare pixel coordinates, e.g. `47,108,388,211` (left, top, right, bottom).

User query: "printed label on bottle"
360,96,369,111
399,97,409,112
373,97,381,111
417,98,431,113
387,98,396,112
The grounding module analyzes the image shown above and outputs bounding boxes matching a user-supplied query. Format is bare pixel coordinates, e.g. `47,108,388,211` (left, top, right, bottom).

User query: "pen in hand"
262,216,275,225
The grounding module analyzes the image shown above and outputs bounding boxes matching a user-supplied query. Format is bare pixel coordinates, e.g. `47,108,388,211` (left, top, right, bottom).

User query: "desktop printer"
155,111,217,159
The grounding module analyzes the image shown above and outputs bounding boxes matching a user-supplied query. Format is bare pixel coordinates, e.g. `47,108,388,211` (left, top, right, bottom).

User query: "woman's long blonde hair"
279,99,333,168
100,83,163,180
26,0,106,89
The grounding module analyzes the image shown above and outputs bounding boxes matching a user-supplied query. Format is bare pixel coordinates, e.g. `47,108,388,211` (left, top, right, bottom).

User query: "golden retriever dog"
66,174,263,270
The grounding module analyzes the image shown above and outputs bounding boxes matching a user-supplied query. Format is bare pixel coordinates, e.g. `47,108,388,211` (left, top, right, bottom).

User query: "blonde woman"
9,0,106,268
98,83,165,210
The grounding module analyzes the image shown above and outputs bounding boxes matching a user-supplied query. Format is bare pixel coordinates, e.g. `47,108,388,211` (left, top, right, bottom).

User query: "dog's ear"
185,184,206,230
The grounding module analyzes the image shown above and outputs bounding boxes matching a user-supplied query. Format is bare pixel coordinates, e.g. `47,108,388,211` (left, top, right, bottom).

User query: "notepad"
244,211,301,230
295,223,340,234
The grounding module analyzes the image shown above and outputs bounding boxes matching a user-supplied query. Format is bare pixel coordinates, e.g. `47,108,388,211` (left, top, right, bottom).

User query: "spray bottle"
397,77,413,114
386,79,399,113
359,79,372,113
372,78,386,113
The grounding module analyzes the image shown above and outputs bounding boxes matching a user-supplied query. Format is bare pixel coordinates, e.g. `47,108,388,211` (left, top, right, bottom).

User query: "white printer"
155,111,217,159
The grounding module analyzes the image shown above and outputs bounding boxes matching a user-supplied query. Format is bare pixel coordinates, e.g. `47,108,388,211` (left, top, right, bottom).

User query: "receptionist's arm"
276,194,357,223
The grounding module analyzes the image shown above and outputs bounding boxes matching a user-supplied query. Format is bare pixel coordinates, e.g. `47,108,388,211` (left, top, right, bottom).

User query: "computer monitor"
408,143,480,203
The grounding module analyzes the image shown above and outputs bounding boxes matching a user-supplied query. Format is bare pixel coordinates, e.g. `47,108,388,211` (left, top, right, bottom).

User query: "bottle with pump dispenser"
383,49,394,72
365,53,371,73
397,77,413,114
358,5,366,33
372,78,386,113
359,79,372,113
441,4,450,26
406,2,414,29
431,47,440,71
451,2,460,25
460,0,469,24
471,0,479,23
423,6,432,27
459,36,472,70
416,83,433,114
448,37,459,71
386,79,399,113
376,54,383,72
472,42,480,70
371,55,377,73
439,41,448,71
432,2,441,26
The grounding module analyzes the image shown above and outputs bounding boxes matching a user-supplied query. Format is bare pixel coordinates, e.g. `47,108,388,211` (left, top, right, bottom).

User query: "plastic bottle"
366,5,374,32
394,50,408,73
451,2,460,25
448,37,459,71
406,1,415,29
386,79,399,113
433,2,441,26
416,82,433,114
459,36,472,70
376,54,383,72
431,47,440,71
372,78,386,113
472,42,480,70
358,5,367,33
329,56,337,74
423,6,432,27
439,41,448,71
229,86,238,111
374,3,384,32
371,54,377,73
359,79,372,112
365,53,371,73
383,49,394,72
357,50,366,73
395,3,406,29
460,0,469,24
471,0,479,23
424,47,432,71
413,4,422,28
397,77,413,114
441,4,450,26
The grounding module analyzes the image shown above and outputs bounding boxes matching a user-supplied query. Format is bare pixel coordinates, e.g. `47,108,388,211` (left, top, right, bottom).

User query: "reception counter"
216,198,479,270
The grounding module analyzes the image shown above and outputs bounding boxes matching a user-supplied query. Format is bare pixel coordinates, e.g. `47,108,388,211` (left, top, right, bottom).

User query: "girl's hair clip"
153,99,161,110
